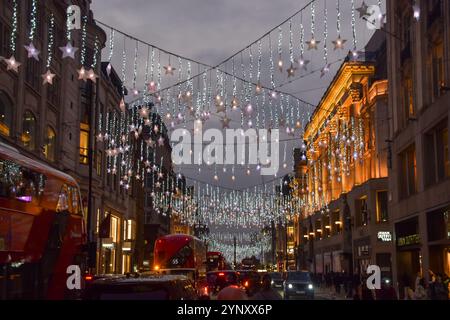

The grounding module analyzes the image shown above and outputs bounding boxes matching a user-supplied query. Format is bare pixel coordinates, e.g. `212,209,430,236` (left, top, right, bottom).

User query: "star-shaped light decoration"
163,64,175,75
287,63,298,78
221,116,231,129
320,64,331,78
158,171,164,179
24,42,40,61
332,35,347,50
216,101,226,113
119,98,126,113
155,182,161,189
297,55,310,70
146,138,155,147
187,105,196,117
231,97,240,110
356,1,369,18
306,36,320,50
4,56,21,73
279,118,286,127
59,42,78,59
96,133,104,142
255,82,262,95
106,63,112,76
244,104,253,116
87,69,98,83
77,67,87,81
41,70,56,85
158,136,165,147
138,106,150,118
148,81,157,92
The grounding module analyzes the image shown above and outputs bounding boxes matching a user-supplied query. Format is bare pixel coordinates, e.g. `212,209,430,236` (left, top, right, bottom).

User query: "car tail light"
203,286,208,295
84,274,93,281
219,273,225,276
244,281,249,287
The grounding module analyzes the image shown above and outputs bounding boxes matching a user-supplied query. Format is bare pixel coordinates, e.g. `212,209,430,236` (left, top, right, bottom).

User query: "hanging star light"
321,64,331,78
77,66,87,81
59,42,78,59
41,69,56,85
158,136,165,146
119,98,126,113
255,82,262,95
332,35,347,50
24,42,40,61
139,106,150,118
4,56,21,73
356,1,369,18
297,55,310,70
306,36,320,50
216,101,226,113
287,63,297,78
163,64,175,75
221,116,231,129
87,69,98,83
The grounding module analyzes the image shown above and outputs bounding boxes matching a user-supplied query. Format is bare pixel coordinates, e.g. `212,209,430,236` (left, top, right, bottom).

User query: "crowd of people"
310,270,449,300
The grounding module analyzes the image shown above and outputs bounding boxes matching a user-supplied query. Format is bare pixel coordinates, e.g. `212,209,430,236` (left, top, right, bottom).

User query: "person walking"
413,278,427,300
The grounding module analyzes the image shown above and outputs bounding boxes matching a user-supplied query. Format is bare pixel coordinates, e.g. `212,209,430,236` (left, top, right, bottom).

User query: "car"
268,272,284,289
83,274,199,300
283,271,314,300
236,270,261,297
206,271,239,295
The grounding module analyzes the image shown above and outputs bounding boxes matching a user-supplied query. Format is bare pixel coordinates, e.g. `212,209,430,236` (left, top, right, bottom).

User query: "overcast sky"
91,0,382,248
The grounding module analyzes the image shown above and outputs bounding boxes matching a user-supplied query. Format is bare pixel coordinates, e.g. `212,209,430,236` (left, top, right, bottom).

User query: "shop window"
123,219,136,241
56,185,69,213
25,57,41,92
111,215,120,243
427,207,450,242
315,220,322,240
0,92,12,137
401,76,415,127
43,126,56,162
79,123,89,165
22,111,36,151
399,144,417,199
424,120,449,187
376,191,389,223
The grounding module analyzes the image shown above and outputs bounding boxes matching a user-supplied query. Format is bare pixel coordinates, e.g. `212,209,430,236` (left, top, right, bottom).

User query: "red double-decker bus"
206,251,228,271
153,234,206,273
0,143,87,299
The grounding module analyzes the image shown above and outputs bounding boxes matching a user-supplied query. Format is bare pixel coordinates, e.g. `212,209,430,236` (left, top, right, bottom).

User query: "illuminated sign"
397,234,420,247
377,231,392,242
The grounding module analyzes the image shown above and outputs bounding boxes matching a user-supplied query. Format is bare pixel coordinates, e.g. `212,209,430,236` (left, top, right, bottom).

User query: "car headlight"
308,284,314,290
271,280,274,285
288,283,293,289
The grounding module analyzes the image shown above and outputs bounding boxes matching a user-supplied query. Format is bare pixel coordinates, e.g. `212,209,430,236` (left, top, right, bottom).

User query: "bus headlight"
308,284,314,290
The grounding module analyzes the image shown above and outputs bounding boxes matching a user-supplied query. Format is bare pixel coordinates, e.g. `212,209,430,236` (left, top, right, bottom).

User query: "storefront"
353,237,371,275
427,206,450,277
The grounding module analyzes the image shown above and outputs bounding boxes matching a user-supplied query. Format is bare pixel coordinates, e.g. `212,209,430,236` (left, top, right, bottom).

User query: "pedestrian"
429,274,449,300
413,278,427,300
401,272,412,300
252,274,282,300
376,279,398,300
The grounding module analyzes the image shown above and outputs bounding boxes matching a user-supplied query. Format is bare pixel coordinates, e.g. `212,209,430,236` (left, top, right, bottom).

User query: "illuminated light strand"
80,16,88,66
132,40,139,92
289,19,294,63
121,35,127,97
46,14,55,68
108,29,115,62
91,36,100,69
28,0,38,41
10,0,18,53
336,0,341,35
323,2,328,65
351,0,358,52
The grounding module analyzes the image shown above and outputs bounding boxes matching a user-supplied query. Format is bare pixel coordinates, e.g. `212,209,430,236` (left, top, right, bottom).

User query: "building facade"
386,0,450,296
295,33,391,279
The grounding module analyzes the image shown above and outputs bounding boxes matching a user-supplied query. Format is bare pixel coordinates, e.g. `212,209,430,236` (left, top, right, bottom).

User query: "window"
376,191,389,223
402,77,415,126
111,215,120,243
0,91,12,137
0,18,11,57
80,123,89,164
355,196,369,227
22,111,36,151
44,126,56,162
399,144,417,199
424,120,450,186
332,210,341,235
123,220,136,241
96,151,102,176
47,73,60,106
25,57,41,92
96,208,102,234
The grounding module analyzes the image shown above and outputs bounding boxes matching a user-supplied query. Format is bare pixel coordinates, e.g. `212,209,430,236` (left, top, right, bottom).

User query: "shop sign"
397,234,420,247
377,231,392,242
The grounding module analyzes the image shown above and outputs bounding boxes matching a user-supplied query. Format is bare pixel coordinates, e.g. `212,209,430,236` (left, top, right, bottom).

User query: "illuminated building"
295,31,392,278
386,0,450,297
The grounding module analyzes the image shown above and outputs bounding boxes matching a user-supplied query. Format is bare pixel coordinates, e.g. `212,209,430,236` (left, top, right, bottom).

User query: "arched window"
22,111,36,151
0,92,13,137
44,126,56,162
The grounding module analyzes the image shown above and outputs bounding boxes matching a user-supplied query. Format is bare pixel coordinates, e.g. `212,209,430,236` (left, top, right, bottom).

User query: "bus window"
56,185,69,212
68,186,81,215
0,159,46,204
